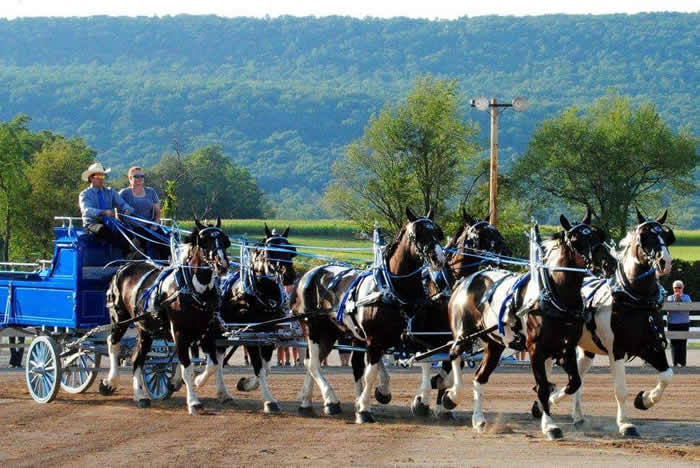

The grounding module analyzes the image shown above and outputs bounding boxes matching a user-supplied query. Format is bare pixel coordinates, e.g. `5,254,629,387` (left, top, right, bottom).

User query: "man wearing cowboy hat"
79,162,135,254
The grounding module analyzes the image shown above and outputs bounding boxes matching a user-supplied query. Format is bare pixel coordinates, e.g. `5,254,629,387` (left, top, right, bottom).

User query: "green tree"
18,138,96,259
0,115,34,261
150,146,265,219
324,76,479,232
511,93,698,237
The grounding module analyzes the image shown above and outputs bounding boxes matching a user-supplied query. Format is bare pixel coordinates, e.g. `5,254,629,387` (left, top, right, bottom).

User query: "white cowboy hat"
81,162,112,182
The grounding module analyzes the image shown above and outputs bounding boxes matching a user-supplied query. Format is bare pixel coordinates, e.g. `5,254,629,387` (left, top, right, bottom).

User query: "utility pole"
470,97,528,226
489,98,500,226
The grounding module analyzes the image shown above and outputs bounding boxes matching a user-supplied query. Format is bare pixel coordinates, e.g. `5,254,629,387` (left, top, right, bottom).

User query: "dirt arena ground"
0,363,698,467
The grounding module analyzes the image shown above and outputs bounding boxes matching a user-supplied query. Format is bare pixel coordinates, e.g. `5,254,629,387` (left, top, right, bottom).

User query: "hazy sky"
1,0,698,19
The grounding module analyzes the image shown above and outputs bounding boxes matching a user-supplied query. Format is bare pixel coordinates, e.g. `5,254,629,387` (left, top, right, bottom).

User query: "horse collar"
612,260,664,308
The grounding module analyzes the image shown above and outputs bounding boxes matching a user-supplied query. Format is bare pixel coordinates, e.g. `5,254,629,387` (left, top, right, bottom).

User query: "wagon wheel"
143,360,176,401
60,350,101,394
25,336,63,404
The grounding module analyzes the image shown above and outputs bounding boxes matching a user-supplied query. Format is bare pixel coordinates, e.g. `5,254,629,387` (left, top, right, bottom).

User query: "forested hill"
0,14,697,218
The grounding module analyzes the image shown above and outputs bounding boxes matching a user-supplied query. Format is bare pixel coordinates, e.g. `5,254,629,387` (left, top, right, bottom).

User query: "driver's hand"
102,209,114,217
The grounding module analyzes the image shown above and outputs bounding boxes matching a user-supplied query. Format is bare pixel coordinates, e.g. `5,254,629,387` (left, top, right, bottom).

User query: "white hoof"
188,402,204,415
472,414,487,433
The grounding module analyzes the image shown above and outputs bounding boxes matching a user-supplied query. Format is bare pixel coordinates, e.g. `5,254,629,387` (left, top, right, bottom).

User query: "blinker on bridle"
465,220,495,249
407,217,444,266
634,221,669,263
195,226,229,269
564,223,594,265
261,235,296,279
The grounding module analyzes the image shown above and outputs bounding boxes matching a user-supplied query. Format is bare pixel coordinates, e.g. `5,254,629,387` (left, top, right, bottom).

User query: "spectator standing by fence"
666,280,692,367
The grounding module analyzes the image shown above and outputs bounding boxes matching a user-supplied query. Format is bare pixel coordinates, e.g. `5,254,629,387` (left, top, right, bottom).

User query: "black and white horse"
409,211,512,419
564,209,674,436
99,219,231,414
214,225,297,413
444,210,598,439
290,208,446,423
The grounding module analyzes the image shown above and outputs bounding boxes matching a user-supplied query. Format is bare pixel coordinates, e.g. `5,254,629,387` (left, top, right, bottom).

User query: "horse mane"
176,242,193,264
541,233,564,264
384,225,407,260
618,230,635,250
611,230,636,260
446,224,467,250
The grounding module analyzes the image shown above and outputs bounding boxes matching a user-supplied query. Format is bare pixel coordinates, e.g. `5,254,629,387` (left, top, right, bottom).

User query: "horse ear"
560,214,572,232
635,207,646,224
582,206,592,225
264,222,272,238
426,206,435,221
216,216,222,228
282,226,290,237
194,218,204,230
406,207,417,222
463,212,475,226
656,209,668,225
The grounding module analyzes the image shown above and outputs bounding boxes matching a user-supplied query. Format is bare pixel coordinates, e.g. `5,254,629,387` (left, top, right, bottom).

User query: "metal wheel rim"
144,363,175,400
61,351,100,394
25,336,62,404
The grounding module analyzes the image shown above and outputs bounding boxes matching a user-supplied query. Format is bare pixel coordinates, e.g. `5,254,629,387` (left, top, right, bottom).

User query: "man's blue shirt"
79,186,134,226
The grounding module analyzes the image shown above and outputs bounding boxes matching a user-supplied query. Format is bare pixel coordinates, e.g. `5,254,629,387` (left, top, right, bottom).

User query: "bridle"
261,235,296,280
406,217,444,268
464,220,508,253
632,221,671,271
194,226,230,273
562,223,594,268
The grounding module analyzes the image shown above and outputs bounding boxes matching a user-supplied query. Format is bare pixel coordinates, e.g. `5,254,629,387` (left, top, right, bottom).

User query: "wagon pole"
224,311,326,335
412,324,499,363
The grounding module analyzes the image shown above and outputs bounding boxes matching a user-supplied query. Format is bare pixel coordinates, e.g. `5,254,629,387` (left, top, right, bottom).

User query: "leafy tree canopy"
510,93,698,237
324,76,479,232
149,146,267,220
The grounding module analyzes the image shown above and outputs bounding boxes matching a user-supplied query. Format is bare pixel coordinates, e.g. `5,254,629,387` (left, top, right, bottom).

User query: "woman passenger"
120,166,169,259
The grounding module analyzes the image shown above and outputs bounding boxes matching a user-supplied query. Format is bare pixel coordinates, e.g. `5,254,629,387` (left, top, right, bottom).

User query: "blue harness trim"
336,271,372,323
631,267,657,281
584,277,608,303
140,267,176,311
219,272,241,297
498,272,531,335
328,268,355,290
423,268,449,292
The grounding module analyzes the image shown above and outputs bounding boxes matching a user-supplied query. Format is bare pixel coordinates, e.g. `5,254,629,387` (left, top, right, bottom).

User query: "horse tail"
291,265,327,316
106,265,129,323
288,278,301,315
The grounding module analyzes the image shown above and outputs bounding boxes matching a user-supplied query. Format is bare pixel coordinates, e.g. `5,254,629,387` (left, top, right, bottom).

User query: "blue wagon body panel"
0,227,124,329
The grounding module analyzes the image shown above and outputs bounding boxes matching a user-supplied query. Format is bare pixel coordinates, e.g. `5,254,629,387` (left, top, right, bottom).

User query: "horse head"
258,223,297,286
187,217,230,276
588,225,617,277
404,207,446,272
457,208,512,257
630,208,674,277
557,207,595,269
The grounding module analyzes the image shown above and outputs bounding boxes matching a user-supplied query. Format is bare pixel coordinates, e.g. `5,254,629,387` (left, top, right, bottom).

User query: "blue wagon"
0,217,175,403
